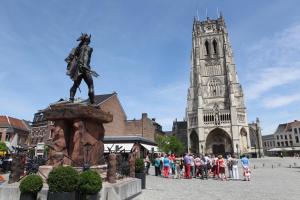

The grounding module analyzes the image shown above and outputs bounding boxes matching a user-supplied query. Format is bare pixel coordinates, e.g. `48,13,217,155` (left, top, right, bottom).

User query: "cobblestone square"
133,157,300,200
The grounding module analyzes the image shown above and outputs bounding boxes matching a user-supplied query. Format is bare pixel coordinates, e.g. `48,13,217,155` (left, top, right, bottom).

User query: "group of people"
150,153,251,181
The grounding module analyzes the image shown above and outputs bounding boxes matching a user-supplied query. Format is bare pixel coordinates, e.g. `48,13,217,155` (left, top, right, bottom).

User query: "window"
296,136,299,143
284,135,287,140
290,141,293,146
277,142,280,147
277,135,279,140
289,134,292,139
205,40,210,55
295,128,298,134
208,78,221,97
0,132,2,141
280,135,283,139
273,141,275,146
298,128,300,133
5,133,10,142
285,141,288,146
213,39,218,54
281,142,284,146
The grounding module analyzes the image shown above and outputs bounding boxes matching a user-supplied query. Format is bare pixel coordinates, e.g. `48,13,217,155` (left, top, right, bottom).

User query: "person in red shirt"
217,155,227,181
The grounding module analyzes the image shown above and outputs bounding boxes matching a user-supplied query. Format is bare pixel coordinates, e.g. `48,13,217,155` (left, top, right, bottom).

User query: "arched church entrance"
205,128,233,155
190,130,199,154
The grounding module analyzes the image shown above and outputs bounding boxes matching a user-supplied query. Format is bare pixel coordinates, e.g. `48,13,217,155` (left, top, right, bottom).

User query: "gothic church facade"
186,16,250,155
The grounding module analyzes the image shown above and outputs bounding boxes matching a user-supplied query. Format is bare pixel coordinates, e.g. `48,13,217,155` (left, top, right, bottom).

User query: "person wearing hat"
65,33,98,104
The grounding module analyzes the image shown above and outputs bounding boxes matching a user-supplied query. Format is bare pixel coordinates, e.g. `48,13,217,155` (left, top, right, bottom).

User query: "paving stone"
133,157,300,200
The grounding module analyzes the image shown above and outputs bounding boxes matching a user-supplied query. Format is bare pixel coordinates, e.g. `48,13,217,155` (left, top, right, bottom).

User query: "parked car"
2,157,12,172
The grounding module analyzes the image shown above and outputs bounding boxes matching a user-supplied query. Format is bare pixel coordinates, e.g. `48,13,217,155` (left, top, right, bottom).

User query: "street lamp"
256,120,261,158
201,144,204,154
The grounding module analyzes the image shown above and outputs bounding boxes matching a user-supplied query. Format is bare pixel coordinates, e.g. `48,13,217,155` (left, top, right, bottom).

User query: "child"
244,167,251,181
175,159,181,179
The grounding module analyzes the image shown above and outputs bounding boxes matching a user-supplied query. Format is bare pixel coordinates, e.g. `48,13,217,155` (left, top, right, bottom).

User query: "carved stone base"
44,102,113,167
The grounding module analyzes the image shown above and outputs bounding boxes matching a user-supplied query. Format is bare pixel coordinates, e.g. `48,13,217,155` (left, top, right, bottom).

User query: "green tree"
0,142,8,152
155,134,166,152
155,135,185,156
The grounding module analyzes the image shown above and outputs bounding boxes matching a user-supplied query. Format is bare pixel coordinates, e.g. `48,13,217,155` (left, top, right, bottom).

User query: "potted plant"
135,158,146,189
19,174,43,200
47,166,79,200
78,170,102,200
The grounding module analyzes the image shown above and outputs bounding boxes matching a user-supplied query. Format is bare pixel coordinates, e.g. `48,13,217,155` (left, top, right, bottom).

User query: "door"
213,144,225,155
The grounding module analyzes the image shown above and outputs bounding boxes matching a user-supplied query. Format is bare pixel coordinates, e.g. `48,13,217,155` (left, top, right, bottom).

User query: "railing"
203,110,231,125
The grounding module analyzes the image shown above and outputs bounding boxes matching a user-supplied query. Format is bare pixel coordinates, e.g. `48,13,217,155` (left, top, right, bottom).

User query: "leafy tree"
155,134,166,152
0,142,8,152
155,135,185,156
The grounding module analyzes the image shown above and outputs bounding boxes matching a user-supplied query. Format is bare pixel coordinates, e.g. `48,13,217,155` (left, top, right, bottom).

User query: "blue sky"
0,0,300,135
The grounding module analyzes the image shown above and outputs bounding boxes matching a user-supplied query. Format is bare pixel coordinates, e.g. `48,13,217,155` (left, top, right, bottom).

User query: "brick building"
30,111,53,146
30,92,164,145
0,115,30,149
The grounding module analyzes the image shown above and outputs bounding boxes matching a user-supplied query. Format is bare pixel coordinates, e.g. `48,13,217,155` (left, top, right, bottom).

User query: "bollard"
107,153,117,183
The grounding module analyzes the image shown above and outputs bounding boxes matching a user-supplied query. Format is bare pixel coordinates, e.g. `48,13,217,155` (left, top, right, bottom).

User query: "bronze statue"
65,33,99,104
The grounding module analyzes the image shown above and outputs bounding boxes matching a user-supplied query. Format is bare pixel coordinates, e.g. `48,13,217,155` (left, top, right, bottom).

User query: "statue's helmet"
77,33,91,43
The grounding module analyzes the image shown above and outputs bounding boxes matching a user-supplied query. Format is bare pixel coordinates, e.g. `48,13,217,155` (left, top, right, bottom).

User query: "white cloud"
246,66,300,100
263,93,300,108
245,23,300,101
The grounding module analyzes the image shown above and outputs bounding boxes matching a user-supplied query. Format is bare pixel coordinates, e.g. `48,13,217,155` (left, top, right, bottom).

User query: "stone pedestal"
44,102,113,167
38,165,53,180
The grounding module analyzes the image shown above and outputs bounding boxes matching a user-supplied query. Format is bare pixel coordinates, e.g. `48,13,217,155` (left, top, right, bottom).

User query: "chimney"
142,113,148,119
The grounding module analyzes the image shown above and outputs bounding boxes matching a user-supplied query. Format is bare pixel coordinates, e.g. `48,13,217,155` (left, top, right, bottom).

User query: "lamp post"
201,144,204,155
256,119,262,158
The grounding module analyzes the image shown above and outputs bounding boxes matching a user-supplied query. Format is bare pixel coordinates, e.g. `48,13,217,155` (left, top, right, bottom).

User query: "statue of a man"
65,33,98,104
213,103,220,125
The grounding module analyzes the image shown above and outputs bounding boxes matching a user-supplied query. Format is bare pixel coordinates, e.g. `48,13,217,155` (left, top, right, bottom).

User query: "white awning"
267,148,283,152
141,144,158,152
267,147,300,152
104,143,134,153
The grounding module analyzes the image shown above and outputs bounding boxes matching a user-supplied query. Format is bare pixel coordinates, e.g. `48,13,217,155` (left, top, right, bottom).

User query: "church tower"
186,16,251,155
